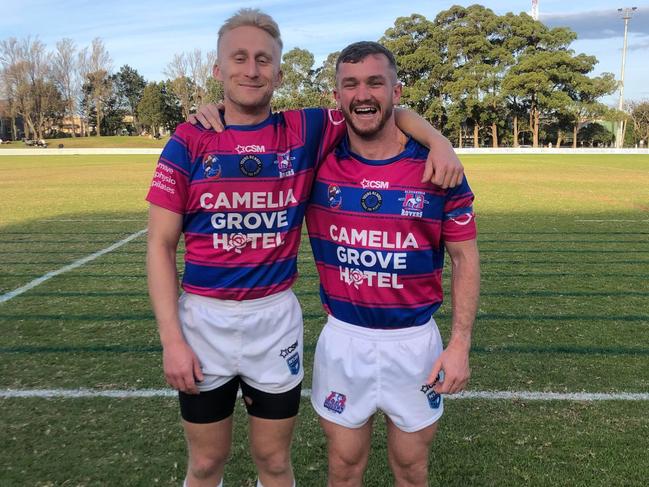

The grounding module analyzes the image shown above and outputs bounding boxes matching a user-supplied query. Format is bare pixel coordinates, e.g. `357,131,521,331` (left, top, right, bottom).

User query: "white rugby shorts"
178,289,304,393
311,315,444,433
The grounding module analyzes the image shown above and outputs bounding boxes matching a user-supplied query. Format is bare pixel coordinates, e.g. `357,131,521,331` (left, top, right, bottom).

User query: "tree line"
1,5,648,147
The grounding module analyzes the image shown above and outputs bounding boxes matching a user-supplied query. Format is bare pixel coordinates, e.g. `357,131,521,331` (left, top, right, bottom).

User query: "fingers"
206,104,224,132
193,357,204,383
421,159,434,183
195,112,212,130
187,114,198,125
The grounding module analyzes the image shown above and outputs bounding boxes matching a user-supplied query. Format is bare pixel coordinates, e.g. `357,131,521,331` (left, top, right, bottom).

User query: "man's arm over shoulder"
147,204,203,394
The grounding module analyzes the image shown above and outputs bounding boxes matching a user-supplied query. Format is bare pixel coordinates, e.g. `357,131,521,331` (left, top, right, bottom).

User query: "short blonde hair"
217,8,283,52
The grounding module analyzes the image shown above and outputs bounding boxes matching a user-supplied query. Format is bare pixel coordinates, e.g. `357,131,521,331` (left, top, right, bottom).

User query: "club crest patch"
239,155,263,177
202,154,221,179
275,151,295,177
399,191,428,217
328,184,342,209
420,383,442,409
360,190,382,212
324,391,347,414
280,340,300,375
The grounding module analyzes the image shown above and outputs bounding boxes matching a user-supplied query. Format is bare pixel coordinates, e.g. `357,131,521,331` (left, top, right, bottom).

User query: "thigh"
240,290,304,393
320,416,374,466
386,416,438,466
182,414,235,461
248,414,298,459
310,322,377,429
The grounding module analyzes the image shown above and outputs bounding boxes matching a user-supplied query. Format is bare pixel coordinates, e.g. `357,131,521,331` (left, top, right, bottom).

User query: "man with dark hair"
306,41,480,487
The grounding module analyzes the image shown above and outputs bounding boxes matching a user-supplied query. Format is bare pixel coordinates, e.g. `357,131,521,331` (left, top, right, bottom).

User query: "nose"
355,82,371,101
244,58,259,78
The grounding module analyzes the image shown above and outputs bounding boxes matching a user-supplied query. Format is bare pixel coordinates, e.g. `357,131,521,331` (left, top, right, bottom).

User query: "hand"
421,141,464,188
162,340,204,395
188,102,225,132
426,341,470,394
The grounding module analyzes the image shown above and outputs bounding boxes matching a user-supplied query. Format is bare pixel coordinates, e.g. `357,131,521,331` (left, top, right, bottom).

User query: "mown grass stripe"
0,229,148,304
2,344,648,356
1,388,648,401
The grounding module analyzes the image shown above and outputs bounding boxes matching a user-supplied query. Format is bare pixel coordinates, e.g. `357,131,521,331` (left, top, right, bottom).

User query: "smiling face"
213,25,283,117
334,53,401,138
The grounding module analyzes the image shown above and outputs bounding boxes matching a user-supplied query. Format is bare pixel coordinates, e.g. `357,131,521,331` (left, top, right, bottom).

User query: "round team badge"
361,190,382,212
239,155,263,177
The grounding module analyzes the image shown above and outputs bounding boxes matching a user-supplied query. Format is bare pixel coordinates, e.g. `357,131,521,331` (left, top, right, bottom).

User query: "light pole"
616,7,637,148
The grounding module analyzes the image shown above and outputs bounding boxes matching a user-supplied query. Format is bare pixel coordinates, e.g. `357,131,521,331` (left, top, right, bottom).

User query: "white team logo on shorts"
280,340,300,375
324,391,347,413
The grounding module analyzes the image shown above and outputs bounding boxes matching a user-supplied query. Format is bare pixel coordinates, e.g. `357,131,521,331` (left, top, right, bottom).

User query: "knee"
391,457,428,486
188,450,230,480
328,449,367,483
251,446,291,476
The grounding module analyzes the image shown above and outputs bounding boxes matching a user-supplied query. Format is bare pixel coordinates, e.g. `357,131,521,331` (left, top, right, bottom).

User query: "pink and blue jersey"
306,137,476,329
146,109,345,300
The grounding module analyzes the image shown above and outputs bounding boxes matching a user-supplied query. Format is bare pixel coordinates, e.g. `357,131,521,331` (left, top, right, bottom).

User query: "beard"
341,99,394,138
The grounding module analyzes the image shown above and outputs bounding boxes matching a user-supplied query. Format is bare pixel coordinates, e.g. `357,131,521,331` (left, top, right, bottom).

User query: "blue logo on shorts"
420,383,442,409
280,341,300,375
324,391,347,414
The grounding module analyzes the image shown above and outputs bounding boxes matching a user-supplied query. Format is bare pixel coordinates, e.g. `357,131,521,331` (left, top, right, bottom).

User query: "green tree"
113,65,146,132
273,47,332,110
628,100,649,147
381,14,450,127
137,82,165,135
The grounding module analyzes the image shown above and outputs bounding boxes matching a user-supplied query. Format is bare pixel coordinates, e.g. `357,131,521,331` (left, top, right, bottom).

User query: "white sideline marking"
2,388,648,401
576,219,649,223
0,229,147,304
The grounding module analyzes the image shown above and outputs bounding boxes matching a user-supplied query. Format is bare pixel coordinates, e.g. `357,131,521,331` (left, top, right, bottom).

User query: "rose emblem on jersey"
227,233,248,253
348,268,366,289
202,154,221,179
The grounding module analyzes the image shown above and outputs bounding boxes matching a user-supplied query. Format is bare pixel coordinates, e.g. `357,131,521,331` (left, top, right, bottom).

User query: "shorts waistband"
325,315,437,341
181,289,295,312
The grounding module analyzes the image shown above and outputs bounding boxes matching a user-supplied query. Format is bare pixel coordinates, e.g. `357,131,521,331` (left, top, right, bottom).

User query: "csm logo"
360,179,389,189
235,144,265,154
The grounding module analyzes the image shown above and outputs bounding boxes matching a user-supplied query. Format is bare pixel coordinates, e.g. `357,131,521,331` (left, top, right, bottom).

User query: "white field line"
0,229,147,304
576,219,649,223
2,388,649,401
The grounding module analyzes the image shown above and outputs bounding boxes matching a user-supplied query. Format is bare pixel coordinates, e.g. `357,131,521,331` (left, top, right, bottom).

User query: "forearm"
394,107,452,150
147,242,184,347
448,242,480,350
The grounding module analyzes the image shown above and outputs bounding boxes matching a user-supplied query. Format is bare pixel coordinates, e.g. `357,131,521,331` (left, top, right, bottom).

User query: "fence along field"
0,153,648,486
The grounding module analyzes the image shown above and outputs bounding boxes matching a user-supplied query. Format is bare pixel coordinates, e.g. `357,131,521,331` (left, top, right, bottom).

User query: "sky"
2,0,648,105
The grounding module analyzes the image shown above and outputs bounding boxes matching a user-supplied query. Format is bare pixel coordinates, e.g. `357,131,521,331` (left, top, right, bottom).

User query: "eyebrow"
231,48,274,60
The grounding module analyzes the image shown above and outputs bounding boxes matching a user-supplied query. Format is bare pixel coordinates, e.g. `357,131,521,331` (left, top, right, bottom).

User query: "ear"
333,88,340,109
392,81,402,105
273,68,283,89
213,63,222,82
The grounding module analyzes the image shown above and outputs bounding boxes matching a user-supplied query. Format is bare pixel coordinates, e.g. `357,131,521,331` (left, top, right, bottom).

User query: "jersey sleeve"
441,176,477,242
297,108,347,167
145,123,197,214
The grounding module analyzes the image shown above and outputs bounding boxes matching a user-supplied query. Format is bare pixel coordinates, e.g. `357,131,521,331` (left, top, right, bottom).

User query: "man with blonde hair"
148,8,463,487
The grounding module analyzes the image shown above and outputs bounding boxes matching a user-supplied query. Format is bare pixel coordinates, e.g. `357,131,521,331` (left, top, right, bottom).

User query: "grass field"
0,135,169,149
1,153,648,486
